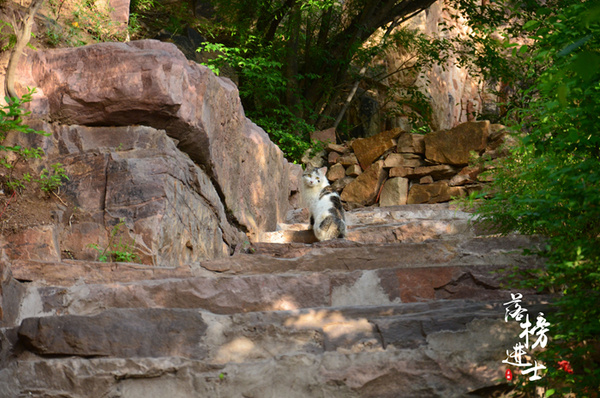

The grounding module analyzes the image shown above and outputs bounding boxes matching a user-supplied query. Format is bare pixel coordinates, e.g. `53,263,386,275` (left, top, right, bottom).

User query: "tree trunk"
5,0,44,100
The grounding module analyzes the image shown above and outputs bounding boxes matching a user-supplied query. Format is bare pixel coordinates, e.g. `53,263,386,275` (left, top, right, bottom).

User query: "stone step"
260,204,483,244
12,258,541,322
2,299,551,398
259,219,474,244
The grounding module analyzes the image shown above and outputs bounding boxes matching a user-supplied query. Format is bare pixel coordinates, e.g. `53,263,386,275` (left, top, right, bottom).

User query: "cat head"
302,165,328,188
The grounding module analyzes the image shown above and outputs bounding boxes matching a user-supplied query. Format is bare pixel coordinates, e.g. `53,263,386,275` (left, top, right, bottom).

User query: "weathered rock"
338,153,359,167
0,225,60,262
326,143,347,154
17,40,290,237
340,161,387,205
345,164,362,177
388,166,414,178
326,163,346,182
0,262,26,328
328,150,341,164
18,308,208,358
311,127,336,144
424,121,490,165
410,164,460,180
397,132,425,154
331,176,355,192
379,177,409,207
1,123,245,265
407,181,465,204
383,153,425,168
351,128,403,170
420,175,434,184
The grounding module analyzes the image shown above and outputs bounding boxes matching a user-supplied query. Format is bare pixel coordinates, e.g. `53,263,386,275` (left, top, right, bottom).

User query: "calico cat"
301,166,346,241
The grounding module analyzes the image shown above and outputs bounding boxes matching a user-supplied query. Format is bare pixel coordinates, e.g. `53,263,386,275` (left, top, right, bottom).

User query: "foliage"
459,1,600,395
0,88,55,194
197,0,450,160
36,163,70,193
44,0,128,46
87,220,141,263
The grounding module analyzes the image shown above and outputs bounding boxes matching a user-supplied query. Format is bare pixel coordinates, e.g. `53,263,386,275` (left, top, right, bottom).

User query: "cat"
301,165,346,241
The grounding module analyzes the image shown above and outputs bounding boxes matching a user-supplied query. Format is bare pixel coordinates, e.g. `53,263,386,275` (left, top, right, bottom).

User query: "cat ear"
318,166,328,176
304,164,314,172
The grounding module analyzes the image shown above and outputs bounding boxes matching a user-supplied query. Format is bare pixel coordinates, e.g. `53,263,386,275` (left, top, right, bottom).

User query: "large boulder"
424,121,490,166
1,123,245,265
16,40,290,238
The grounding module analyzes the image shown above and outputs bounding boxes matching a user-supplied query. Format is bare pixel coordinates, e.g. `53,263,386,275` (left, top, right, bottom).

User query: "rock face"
1,123,244,265
17,40,290,238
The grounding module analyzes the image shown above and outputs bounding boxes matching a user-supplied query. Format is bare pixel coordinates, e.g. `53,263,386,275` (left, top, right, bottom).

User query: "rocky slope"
0,40,550,397
1,204,549,397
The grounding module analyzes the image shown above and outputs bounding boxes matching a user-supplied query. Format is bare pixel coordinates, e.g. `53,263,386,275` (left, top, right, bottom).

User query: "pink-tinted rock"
424,121,490,165
6,123,245,265
310,127,336,144
17,40,290,237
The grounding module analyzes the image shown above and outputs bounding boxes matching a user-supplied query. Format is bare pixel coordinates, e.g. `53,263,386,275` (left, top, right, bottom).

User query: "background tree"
199,0,449,159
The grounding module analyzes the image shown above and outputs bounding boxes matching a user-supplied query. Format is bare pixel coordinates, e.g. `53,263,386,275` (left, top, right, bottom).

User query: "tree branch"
5,0,44,101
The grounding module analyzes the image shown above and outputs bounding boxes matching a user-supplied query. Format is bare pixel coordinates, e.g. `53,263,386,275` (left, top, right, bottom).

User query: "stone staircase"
0,204,548,397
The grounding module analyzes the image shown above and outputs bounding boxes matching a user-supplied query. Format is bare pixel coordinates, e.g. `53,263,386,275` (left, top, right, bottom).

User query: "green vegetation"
453,0,600,395
196,0,454,161
36,163,69,194
0,89,69,195
87,219,141,263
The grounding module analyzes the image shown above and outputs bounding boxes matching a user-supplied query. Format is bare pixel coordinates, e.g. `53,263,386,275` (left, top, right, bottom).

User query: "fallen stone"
424,121,490,165
310,127,336,144
383,153,426,168
340,161,387,205
379,177,409,207
352,128,403,170
337,153,359,167
345,164,362,177
331,176,355,192
411,164,459,180
420,175,434,184
326,143,347,153
326,163,346,182
327,151,340,164
407,181,465,204
388,166,413,178
396,132,425,154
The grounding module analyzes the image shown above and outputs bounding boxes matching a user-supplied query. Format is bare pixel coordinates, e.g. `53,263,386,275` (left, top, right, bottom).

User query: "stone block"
345,164,362,177
351,128,403,170
340,161,387,205
389,167,414,178
326,163,346,182
397,133,425,154
424,121,490,165
379,177,409,207
407,181,465,204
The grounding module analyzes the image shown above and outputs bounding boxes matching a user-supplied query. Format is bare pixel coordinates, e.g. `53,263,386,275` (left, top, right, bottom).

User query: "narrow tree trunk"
5,0,44,100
